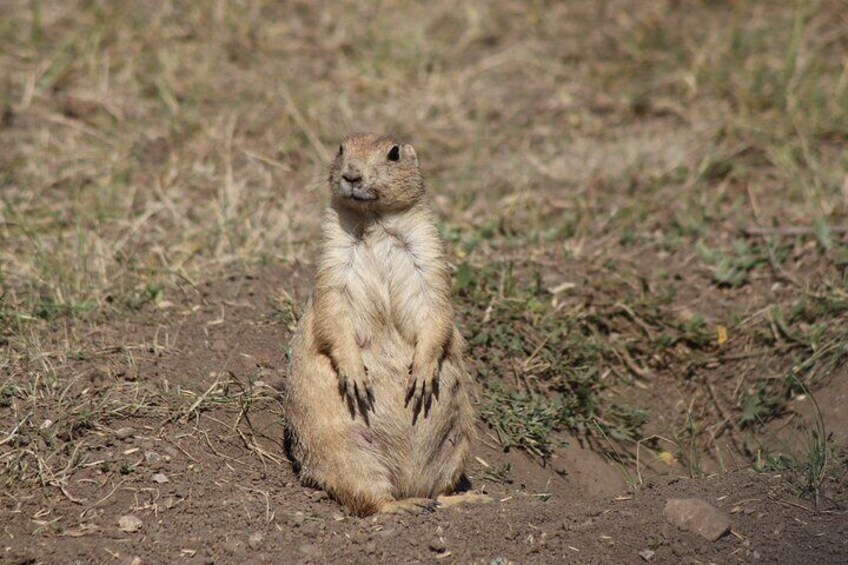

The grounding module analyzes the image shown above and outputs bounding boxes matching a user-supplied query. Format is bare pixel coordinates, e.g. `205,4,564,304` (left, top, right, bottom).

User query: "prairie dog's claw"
405,362,439,417
336,363,373,415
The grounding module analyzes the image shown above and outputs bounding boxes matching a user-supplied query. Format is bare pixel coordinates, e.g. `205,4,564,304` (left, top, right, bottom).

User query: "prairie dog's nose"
342,169,362,184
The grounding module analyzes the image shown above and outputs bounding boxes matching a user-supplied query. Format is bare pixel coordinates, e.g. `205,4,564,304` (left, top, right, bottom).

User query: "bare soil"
3,268,845,564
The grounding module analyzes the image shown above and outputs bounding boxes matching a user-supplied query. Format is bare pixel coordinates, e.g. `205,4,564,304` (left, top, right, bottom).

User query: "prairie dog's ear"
402,143,418,165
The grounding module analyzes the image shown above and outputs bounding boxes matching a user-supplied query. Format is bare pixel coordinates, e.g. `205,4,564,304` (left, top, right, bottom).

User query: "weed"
123,282,165,312
481,463,512,484
458,262,647,459
758,384,839,507
697,240,770,288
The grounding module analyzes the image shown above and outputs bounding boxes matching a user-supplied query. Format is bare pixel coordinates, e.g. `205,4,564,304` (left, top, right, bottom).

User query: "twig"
703,374,744,454
611,346,650,380
179,377,222,423
741,225,848,236
614,302,655,340
769,492,814,513
0,410,32,446
235,485,274,524
59,484,87,504
80,479,128,519
37,112,116,146
522,332,553,372
237,427,287,467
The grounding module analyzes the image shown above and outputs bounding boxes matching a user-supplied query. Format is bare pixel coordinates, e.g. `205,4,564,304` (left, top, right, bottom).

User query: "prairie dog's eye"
338,145,344,156
387,145,400,161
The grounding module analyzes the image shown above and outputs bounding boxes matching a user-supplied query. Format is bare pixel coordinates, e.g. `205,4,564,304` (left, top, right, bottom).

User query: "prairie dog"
283,133,478,515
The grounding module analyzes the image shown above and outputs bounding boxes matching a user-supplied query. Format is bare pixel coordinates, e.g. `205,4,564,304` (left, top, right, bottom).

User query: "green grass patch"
456,262,648,460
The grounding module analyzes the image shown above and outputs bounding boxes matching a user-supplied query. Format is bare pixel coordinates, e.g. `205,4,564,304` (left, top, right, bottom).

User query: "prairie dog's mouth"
339,179,377,202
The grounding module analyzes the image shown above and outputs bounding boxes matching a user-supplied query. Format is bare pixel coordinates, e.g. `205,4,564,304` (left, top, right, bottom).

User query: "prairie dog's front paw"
404,359,440,414
335,357,373,412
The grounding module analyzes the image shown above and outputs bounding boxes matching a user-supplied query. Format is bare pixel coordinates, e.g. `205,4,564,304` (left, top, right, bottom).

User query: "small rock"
298,543,320,557
664,498,731,541
639,549,656,561
145,451,162,463
114,427,135,440
40,419,53,430
151,472,169,484
307,490,328,502
288,511,305,527
118,515,143,533
248,532,263,549
429,538,447,553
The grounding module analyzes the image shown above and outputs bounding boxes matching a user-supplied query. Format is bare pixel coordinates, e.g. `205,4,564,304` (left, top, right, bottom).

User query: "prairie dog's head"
328,133,424,213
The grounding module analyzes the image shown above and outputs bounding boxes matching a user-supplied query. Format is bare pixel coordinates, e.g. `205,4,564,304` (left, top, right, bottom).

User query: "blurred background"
2,0,847,492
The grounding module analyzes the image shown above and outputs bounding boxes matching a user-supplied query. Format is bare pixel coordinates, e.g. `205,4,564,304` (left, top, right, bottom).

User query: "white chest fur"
320,207,444,345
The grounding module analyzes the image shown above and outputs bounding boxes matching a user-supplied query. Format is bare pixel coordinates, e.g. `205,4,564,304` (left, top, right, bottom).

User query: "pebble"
664,498,731,541
429,538,447,553
151,472,169,484
118,515,143,533
248,532,263,549
288,511,305,527
639,549,656,561
298,543,320,557
114,427,135,440
307,490,329,502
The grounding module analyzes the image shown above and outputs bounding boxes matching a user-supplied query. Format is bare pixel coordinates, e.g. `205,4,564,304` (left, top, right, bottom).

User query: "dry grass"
2,0,848,492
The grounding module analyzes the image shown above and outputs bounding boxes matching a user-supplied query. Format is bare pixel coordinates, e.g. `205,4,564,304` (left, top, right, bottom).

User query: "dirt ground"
2,269,846,564
2,1,848,563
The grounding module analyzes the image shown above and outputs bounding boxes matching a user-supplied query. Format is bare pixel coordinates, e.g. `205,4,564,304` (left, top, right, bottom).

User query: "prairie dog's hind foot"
377,498,439,515
436,492,495,508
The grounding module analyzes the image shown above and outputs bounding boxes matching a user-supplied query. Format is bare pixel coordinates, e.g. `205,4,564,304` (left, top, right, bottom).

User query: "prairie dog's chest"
334,219,439,328
353,223,424,292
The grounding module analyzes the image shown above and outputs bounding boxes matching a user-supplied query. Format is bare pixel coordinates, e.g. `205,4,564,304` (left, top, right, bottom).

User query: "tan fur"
283,133,475,516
